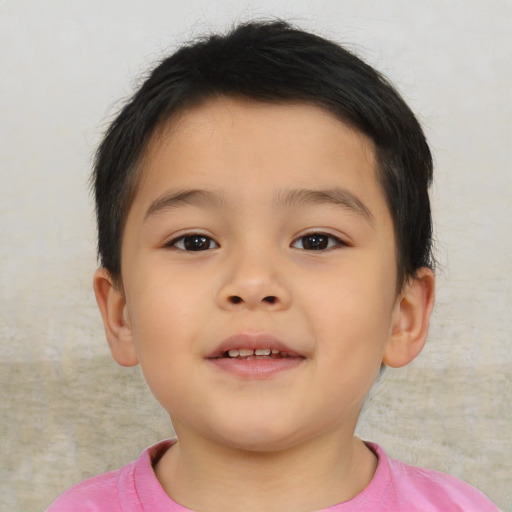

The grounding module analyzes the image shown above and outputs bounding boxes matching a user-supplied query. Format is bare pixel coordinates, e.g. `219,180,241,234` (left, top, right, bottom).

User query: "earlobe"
383,268,435,368
93,268,139,367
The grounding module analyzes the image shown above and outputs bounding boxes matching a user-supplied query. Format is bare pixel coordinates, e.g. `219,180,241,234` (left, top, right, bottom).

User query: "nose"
216,250,292,311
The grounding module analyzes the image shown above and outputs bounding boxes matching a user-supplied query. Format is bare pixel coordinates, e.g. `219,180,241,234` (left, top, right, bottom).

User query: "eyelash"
166,232,345,252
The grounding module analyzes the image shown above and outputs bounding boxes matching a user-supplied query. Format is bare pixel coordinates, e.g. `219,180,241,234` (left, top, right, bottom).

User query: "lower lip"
207,357,304,378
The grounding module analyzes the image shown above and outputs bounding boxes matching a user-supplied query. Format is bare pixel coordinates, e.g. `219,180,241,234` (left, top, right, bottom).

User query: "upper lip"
206,333,303,359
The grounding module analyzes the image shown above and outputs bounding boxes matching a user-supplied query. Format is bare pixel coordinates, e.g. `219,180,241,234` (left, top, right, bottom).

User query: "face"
112,98,405,451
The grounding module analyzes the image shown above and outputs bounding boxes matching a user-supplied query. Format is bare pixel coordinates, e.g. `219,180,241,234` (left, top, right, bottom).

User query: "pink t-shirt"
47,440,499,511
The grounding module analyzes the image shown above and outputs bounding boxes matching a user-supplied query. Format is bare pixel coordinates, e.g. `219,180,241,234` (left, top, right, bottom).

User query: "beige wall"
1,1,510,510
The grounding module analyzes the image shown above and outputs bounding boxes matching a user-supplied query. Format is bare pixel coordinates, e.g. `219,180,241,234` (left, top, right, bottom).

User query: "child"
48,20,499,511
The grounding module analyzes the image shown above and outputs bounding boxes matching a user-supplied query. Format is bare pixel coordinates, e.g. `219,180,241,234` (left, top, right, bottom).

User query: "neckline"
130,439,390,511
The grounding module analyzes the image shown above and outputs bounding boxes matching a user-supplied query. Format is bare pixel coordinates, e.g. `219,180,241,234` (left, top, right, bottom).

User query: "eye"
292,233,344,251
169,234,219,251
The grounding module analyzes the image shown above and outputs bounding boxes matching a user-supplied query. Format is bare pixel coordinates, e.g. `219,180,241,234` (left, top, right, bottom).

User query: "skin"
94,97,435,512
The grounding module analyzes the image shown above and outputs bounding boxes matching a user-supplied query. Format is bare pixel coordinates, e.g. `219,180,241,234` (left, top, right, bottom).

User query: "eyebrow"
145,187,373,224
145,189,226,219
275,188,374,224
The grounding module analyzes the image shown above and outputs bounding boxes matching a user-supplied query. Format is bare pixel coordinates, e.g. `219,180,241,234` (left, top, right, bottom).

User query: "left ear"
93,267,139,367
383,267,435,368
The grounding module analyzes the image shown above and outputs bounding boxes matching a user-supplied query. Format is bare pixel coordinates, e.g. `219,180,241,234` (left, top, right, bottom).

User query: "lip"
205,333,305,379
205,333,303,359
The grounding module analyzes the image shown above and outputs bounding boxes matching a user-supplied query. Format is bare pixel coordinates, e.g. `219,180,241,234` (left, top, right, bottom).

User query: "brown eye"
292,233,342,250
172,235,219,251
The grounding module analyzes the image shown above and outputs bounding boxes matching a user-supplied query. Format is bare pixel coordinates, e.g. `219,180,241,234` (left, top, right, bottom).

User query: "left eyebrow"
275,188,374,225
144,189,226,220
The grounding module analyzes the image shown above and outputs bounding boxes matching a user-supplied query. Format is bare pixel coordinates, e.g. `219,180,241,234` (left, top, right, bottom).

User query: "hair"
93,20,434,288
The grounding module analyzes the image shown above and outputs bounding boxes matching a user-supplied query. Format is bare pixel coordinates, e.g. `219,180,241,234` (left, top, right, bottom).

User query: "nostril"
227,295,277,305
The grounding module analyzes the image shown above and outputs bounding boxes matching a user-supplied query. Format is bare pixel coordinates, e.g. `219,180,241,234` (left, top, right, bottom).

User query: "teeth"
226,348,285,358
254,348,271,356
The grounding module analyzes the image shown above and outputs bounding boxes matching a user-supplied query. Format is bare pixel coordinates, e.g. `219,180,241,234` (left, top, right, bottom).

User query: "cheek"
127,261,206,330
125,290,198,411
123,278,192,371
302,260,396,357
123,264,216,377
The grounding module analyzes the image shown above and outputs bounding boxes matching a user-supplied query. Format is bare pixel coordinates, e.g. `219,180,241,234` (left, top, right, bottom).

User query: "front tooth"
238,349,254,357
271,349,279,354
255,349,271,356
228,349,239,357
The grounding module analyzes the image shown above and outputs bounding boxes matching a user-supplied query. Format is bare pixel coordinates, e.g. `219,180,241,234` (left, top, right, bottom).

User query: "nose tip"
216,248,291,311
218,275,290,311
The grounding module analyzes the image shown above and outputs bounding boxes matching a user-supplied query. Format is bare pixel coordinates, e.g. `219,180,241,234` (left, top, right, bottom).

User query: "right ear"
93,268,139,367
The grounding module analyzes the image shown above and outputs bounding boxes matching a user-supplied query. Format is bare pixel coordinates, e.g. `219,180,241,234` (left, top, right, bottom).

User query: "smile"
206,333,304,359
223,348,294,359
206,334,305,378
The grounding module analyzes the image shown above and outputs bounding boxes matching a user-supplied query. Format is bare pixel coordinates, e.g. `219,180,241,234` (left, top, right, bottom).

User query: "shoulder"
45,467,126,511
46,440,176,512
367,443,500,512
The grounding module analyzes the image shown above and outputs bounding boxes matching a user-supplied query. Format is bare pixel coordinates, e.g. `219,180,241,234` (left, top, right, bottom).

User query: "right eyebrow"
275,187,375,226
144,189,225,220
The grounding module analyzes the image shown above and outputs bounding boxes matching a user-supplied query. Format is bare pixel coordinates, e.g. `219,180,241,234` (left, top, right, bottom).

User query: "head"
92,21,435,451
93,20,434,290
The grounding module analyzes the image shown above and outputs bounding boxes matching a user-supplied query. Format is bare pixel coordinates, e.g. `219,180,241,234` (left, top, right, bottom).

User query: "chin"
225,436,298,454
207,419,308,454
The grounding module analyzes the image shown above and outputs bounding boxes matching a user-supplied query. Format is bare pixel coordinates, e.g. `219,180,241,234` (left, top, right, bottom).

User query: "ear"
93,267,139,367
383,268,435,368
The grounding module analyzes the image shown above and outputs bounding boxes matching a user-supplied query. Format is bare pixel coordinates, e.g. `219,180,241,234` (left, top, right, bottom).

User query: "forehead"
137,97,380,196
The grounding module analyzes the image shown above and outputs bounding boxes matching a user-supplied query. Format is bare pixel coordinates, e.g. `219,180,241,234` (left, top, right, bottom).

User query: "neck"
154,426,377,512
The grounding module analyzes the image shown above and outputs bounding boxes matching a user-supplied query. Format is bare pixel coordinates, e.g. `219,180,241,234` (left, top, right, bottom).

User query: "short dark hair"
93,20,434,287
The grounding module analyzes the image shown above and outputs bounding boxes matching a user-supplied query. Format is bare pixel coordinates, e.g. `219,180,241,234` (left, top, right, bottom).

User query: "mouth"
206,334,305,378
214,348,297,360
206,333,303,360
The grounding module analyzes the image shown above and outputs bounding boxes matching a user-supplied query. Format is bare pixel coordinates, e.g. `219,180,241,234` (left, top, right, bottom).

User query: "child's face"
106,97,416,451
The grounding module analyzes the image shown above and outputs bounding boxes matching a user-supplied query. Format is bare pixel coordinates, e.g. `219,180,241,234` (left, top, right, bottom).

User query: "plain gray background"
1,1,511,510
